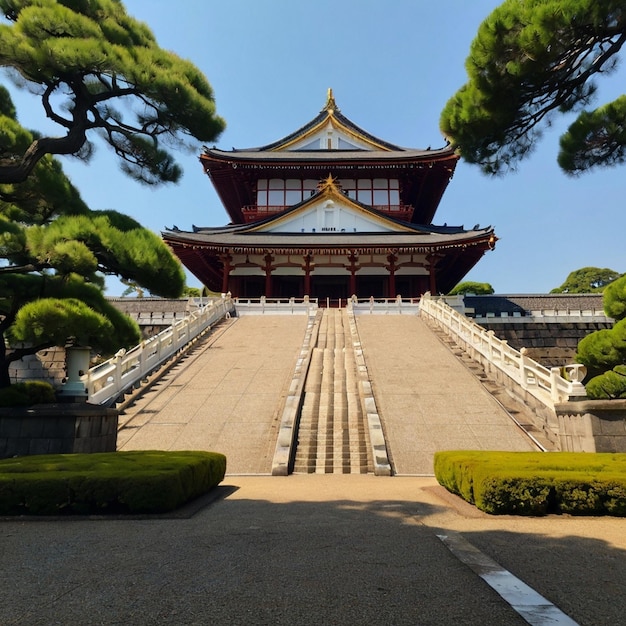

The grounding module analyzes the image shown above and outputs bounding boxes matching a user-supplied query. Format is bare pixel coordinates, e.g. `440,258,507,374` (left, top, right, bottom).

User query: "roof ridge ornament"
323,88,339,113
317,173,342,193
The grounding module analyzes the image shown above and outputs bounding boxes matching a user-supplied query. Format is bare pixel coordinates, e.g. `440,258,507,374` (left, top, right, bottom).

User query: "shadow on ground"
1,478,623,625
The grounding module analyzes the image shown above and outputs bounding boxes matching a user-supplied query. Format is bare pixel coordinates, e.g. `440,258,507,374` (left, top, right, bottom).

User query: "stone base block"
0,403,119,459
555,400,626,453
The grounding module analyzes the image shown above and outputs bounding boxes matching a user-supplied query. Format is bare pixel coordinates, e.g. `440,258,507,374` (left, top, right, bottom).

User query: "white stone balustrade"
233,296,318,316
85,296,234,405
350,296,421,315
419,293,587,407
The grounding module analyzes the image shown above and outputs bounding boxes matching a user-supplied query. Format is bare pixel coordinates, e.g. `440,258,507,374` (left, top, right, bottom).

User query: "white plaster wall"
267,201,398,234
284,121,373,151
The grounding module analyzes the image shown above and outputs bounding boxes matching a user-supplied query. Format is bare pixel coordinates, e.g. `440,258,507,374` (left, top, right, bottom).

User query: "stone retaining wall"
9,347,66,387
0,404,118,459
477,321,613,367
555,400,626,453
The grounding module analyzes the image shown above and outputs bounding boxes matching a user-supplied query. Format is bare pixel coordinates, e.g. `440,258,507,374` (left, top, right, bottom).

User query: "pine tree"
440,0,626,175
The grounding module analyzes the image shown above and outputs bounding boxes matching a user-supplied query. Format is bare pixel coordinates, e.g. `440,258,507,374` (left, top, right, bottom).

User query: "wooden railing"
419,293,587,406
86,297,234,405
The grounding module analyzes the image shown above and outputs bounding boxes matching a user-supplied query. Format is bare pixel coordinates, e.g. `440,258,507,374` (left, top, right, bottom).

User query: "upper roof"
236,88,405,152
205,88,452,157
200,90,458,225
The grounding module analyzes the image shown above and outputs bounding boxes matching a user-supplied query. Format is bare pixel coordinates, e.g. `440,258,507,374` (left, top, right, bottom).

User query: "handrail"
419,293,587,405
86,297,234,405
233,296,318,315
350,295,421,315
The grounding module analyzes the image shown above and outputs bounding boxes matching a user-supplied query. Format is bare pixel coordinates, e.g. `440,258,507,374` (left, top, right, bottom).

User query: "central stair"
293,309,372,474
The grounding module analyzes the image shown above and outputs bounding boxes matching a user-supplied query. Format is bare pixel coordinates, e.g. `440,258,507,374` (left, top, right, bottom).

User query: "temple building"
163,90,496,300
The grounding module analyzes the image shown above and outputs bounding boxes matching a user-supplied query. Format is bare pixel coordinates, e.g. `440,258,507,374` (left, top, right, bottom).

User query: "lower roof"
163,223,495,254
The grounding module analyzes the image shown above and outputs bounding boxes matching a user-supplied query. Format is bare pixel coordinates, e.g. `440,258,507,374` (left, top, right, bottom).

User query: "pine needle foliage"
0,86,186,389
440,0,626,175
0,0,225,185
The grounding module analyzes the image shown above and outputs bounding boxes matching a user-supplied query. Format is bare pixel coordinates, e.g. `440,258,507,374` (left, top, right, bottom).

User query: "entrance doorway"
311,276,349,306
357,276,386,299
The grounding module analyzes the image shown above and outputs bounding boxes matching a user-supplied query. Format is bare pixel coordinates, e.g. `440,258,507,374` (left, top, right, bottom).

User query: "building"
163,90,496,300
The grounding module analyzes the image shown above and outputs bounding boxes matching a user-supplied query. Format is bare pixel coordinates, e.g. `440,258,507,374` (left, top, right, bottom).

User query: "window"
257,179,319,208
339,178,400,208
255,178,400,209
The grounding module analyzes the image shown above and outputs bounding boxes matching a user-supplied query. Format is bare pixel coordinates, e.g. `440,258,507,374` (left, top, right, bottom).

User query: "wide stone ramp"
355,315,539,475
117,315,309,475
293,309,372,474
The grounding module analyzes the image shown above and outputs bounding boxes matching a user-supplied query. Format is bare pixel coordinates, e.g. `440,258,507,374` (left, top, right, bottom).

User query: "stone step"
293,309,373,475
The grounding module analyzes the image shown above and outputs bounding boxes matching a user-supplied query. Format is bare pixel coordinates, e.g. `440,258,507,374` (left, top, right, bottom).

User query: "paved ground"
356,315,537,474
2,475,626,625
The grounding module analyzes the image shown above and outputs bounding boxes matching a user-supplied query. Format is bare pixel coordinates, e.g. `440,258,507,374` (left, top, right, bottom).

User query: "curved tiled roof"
204,89,450,156
232,89,408,152
202,147,454,162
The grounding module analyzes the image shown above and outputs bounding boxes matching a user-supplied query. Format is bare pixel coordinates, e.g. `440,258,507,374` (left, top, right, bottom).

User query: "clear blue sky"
5,0,625,294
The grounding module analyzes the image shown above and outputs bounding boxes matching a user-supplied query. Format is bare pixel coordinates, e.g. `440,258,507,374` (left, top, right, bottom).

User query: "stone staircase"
293,309,372,474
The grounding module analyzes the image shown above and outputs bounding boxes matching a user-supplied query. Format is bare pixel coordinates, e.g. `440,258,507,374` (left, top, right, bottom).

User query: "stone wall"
463,294,613,368
0,404,118,458
108,297,206,338
555,400,626,452
476,321,613,367
9,347,66,388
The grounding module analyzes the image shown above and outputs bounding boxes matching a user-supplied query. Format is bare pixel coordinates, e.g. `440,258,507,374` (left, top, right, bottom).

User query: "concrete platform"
119,313,539,477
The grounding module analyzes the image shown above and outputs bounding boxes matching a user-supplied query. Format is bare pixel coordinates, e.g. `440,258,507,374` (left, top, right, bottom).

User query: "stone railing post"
550,367,562,402
519,347,529,390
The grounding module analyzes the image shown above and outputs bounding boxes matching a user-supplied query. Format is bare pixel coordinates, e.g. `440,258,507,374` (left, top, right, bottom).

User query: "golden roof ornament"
317,173,342,193
323,88,339,113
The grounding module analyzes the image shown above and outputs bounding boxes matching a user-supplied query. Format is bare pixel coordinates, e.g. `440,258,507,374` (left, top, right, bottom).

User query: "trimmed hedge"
0,450,226,515
0,381,56,407
434,451,626,516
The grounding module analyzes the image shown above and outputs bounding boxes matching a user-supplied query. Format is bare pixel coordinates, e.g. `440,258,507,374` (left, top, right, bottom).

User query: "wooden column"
220,252,232,294
429,265,436,295
347,251,359,296
426,253,440,294
264,252,275,297
302,253,313,295
386,252,397,298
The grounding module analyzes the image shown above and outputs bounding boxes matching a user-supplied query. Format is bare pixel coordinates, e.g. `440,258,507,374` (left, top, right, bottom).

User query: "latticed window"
256,178,400,209
257,179,318,207
339,179,400,208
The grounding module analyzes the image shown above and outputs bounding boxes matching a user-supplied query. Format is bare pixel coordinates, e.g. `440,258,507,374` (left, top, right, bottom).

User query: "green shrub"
448,281,494,296
576,320,626,379
477,476,554,515
554,479,604,515
0,381,56,407
603,482,626,515
434,451,626,516
585,365,626,399
0,450,227,515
